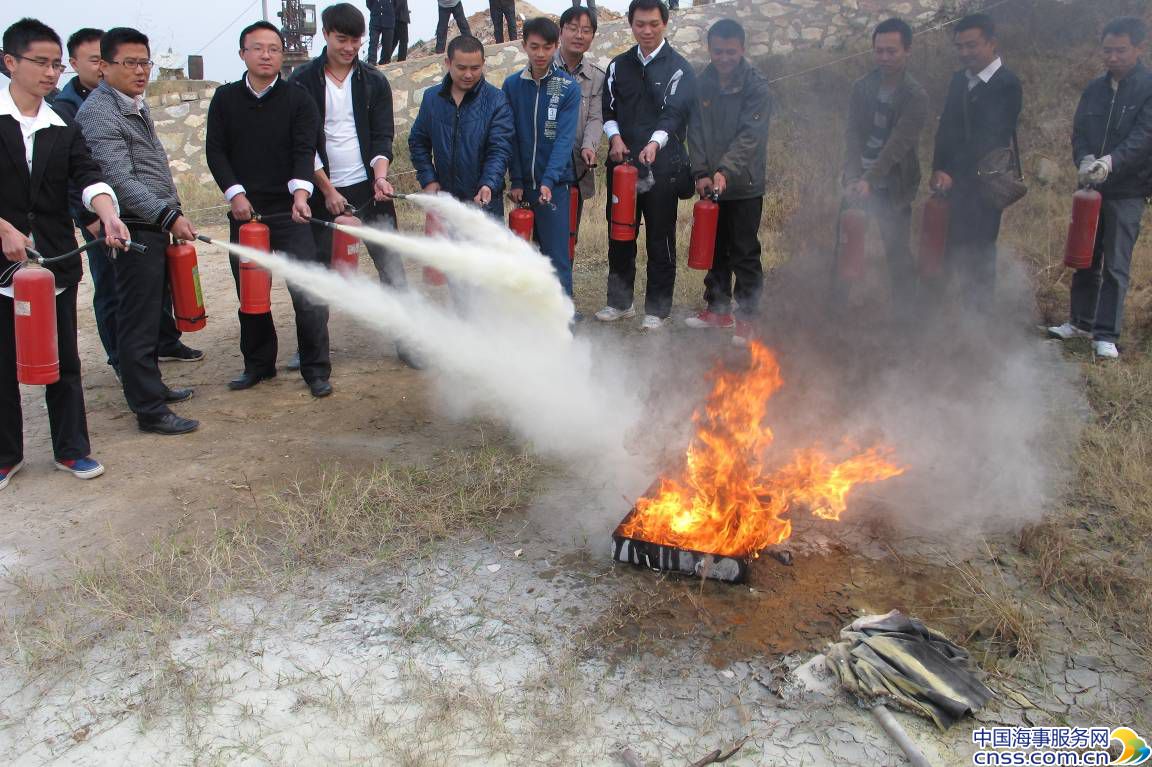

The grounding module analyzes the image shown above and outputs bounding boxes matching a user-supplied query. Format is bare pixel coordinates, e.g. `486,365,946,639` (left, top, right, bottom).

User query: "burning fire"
618,342,904,558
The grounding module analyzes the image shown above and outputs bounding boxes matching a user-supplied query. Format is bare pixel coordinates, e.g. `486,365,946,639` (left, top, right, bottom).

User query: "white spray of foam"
203,236,643,464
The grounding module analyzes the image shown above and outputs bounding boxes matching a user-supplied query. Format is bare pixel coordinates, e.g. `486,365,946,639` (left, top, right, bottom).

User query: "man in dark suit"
930,13,1022,308
0,18,131,491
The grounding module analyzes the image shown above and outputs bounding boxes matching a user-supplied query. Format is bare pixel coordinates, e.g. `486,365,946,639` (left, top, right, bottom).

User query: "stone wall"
159,0,953,188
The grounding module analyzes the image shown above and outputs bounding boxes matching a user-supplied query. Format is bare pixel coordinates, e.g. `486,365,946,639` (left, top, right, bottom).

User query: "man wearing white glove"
1049,17,1152,359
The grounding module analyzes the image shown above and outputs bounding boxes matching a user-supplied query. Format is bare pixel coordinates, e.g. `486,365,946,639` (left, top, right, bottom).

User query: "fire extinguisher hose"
24,237,146,265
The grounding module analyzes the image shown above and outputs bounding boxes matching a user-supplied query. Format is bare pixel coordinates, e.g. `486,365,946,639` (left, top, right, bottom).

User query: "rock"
1071,654,1105,671
1065,667,1100,692
185,114,205,129
1035,157,1062,186
164,103,190,119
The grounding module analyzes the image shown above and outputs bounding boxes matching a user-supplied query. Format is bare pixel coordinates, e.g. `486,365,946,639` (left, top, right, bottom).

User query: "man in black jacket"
392,0,410,62
843,17,927,318
0,18,131,490
596,0,697,330
685,19,770,345
207,21,331,397
366,0,394,65
292,3,417,369
1048,17,1152,360
930,13,1022,308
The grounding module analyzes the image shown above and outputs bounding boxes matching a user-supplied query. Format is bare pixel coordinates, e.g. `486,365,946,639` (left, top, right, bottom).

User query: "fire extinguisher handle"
23,246,44,262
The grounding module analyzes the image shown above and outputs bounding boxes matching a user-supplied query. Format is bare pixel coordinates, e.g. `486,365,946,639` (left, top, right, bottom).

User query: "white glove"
1077,155,1096,185
1086,156,1112,185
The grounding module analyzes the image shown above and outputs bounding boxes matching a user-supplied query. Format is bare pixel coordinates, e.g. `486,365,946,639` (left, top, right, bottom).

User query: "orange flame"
618,342,904,558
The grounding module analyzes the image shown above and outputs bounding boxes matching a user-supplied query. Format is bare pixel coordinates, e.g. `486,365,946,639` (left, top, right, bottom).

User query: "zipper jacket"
1072,61,1152,200
502,63,580,192
409,74,514,205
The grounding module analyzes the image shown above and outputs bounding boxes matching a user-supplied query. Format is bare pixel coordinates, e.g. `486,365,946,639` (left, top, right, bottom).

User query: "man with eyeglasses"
208,21,331,396
75,27,201,436
292,3,419,370
0,18,132,490
556,5,604,270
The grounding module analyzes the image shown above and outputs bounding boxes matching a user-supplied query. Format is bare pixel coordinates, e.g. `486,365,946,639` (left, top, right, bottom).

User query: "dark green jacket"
844,69,928,205
687,59,771,200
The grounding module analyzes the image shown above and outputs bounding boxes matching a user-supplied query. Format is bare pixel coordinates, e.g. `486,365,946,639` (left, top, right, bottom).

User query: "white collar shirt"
966,57,1002,90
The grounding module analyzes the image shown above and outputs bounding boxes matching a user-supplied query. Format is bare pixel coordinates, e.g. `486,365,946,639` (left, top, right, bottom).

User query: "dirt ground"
2,227,1148,766
1,223,485,585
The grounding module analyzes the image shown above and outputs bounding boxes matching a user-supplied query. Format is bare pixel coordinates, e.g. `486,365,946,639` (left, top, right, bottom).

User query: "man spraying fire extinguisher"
0,19,131,491
503,17,580,299
684,18,771,346
1048,16,1152,361
206,21,330,397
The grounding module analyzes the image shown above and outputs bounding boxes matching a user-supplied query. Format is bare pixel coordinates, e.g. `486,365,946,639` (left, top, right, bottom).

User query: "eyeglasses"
107,59,154,71
17,56,67,73
243,46,283,55
564,25,595,36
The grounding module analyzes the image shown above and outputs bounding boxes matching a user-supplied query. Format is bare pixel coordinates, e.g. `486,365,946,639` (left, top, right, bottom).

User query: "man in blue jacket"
410,35,514,218
1048,16,1152,360
503,17,580,296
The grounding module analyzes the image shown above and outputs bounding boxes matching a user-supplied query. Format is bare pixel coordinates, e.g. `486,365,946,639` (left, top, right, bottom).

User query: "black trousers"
312,180,407,288
368,25,395,65
392,23,408,62
435,3,471,53
490,1,517,43
79,224,183,371
604,164,680,318
943,178,1003,310
228,216,331,383
702,196,764,319
0,286,90,466
117,228,176,418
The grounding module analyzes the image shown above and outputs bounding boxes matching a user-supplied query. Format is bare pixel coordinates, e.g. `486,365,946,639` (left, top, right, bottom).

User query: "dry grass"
0,446,539,676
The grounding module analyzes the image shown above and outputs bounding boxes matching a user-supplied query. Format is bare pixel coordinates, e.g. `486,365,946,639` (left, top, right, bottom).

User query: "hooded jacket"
1072,61,1152,200
502,63,580,192
687,58,771,201
409,75,514,205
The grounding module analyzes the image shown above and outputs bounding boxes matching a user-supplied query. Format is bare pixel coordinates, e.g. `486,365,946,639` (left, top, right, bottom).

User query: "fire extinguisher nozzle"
195,235,215,245
122,239,148,254
23,247,44,262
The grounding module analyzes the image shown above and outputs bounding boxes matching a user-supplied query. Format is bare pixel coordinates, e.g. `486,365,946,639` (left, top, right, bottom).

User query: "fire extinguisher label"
192,267,204,308
612,195,620,204
14,300,31,317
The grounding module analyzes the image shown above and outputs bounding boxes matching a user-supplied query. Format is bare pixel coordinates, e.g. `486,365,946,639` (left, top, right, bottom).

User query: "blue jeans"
525,186,573,297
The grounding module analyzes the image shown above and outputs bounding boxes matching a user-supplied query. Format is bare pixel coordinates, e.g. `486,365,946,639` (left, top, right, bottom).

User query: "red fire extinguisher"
918,193,951,278
13,262,60,385
330,214,363,275
166,241,207,332
610,163,639,242
837,206,868,281
237,220,272,314
423,213,447,286
509,203,534,242
688,194,720,270
1063,188,1102,270
568,185,580,262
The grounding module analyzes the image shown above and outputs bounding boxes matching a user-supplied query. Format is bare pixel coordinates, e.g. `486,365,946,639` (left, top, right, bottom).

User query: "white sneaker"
1047,323,1092,341
594,305,636,322
640,314,666,330
1092,340,1119,359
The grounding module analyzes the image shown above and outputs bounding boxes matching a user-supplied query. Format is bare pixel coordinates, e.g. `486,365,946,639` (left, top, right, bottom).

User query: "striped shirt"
75,80,182,229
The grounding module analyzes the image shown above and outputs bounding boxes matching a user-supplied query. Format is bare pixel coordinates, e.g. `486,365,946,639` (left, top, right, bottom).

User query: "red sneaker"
683,310,735,329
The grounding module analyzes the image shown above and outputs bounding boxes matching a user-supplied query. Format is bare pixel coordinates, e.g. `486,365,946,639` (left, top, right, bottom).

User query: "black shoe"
286,351,301,372
164,387,194,404
228,371,276,391
396,342,423,370
159,345,205,363
138,413,200,435
308,378,333,398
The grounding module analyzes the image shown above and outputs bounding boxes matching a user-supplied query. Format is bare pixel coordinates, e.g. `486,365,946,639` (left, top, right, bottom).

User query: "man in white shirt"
0,18,131,490
290,3,419,368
